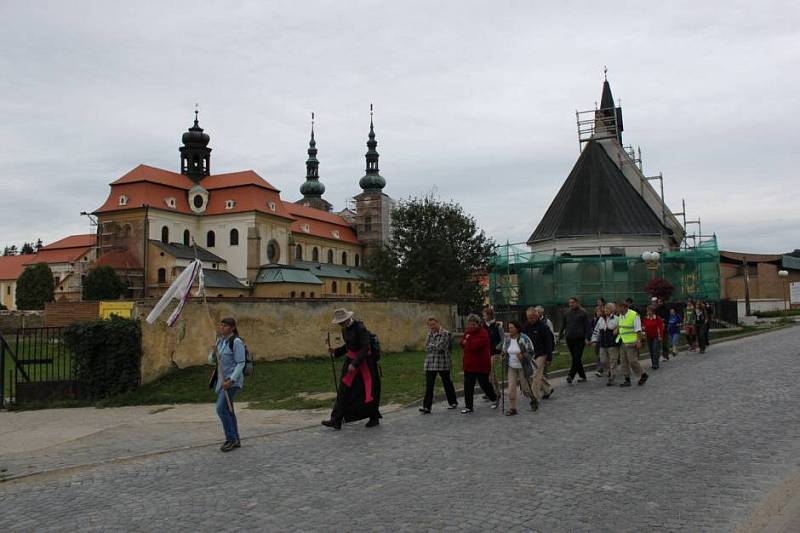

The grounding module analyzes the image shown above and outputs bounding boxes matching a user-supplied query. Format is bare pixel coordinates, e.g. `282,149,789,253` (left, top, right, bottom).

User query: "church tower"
296,113,332,212
179,108,212,182
354,104,394,258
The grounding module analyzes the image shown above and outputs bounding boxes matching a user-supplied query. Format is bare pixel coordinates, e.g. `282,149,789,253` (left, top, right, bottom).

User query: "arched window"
230,228,239,246
364,216,372,232
300,291,306,298
206,231,215,248
296,244,303,260
347,282,352,294
327,249,334,264
331,281,338,294
355,254,360,267
161,226,169,244
310,292,315,298
157,268,166,283
290,291,296,298
312,247,319,262
267,240,280,263
183,229,190,246
342,252,348,266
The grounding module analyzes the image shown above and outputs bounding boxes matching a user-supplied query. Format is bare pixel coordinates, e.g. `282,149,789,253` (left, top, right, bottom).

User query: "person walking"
592,306,603,376
559,297,592,384
684,301,697,351
655,298,671,361
615,300,649,387
592,303,620,386
208,317,246,452
420,317,458,414
483,307,504,400
522,307,555,401
643,306,665,370
695,301,710,353
322,308,382,430
667,307,682,356
460,314,498,414
500,320,538,416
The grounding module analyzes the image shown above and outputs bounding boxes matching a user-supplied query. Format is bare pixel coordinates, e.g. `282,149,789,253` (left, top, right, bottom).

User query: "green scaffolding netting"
488,238,720,306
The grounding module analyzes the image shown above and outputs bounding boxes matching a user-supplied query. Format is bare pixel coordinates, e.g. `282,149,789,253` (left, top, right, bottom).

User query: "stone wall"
0,311,44,334
44,301,100,328
137,299,456,384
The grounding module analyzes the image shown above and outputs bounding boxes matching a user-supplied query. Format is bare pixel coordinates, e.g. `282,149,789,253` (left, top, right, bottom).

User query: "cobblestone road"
1,327,799,532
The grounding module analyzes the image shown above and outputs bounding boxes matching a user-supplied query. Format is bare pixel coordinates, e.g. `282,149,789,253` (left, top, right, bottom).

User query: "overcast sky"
1,1,798,253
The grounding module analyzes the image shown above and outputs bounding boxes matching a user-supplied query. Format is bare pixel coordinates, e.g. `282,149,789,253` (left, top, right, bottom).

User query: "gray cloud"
1,0,798,253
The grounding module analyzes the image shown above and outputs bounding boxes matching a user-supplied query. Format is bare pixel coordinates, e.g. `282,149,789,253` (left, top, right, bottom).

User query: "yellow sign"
99,301,134,319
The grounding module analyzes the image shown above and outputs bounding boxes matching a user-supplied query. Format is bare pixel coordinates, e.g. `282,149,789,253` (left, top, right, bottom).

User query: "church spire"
594,69,624,143
359,103,386,191
298,112,331,212
179,104,212,182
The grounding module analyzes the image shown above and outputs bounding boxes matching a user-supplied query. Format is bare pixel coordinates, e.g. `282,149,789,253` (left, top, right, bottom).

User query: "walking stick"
500,355,505,414
327,333,339,393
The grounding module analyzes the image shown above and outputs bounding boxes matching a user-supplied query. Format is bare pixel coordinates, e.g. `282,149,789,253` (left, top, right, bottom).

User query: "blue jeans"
670,332,680,351
216,386,240,442
648,338,661,369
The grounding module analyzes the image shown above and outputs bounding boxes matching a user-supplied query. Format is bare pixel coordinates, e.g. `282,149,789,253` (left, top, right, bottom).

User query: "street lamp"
778,270,789,312
642,251,661,279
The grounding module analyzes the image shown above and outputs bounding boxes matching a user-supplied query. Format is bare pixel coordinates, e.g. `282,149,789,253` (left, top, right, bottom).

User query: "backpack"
228,336,255,376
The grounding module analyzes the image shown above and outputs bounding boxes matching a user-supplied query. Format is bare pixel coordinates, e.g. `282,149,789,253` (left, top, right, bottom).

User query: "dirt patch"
295,392,337,401
736,467,800,533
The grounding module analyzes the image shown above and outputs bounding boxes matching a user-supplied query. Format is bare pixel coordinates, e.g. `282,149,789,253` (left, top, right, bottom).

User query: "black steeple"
297,113,332,212
594,68,624,143
359,104,386,191
300,112,326,199
179,106,212,182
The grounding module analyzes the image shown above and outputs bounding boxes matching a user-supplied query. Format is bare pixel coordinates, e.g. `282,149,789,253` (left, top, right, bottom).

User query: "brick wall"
44,301,100,328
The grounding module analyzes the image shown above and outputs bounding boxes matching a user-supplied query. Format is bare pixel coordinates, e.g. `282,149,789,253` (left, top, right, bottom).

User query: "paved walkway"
1,327,799,531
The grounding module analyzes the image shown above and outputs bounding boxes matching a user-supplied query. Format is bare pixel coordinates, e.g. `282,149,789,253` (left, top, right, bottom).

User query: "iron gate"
0,327,77,408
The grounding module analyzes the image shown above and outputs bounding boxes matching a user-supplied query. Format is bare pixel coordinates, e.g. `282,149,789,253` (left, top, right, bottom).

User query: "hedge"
63,316,141,400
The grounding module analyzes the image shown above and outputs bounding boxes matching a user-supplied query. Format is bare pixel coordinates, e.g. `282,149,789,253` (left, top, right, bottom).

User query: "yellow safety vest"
616,310,640,344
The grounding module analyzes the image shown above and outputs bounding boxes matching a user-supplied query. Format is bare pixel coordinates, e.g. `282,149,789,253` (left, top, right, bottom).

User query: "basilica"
92,108,394,299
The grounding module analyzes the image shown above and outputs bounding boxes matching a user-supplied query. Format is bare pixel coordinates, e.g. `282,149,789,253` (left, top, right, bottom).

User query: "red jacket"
461,325,492,374
643,316,665,340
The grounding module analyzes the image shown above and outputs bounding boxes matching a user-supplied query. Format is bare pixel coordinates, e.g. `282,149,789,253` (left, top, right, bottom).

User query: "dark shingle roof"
202,269,247,289
293,261,371,280
255,265,323,285
151,240,225,263
527,140,669,244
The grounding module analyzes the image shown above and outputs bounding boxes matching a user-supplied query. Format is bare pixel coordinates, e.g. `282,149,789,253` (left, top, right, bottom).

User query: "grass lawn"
2,342,74,400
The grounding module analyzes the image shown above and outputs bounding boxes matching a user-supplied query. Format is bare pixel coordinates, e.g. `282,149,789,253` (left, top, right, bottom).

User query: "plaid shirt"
424,328,452,371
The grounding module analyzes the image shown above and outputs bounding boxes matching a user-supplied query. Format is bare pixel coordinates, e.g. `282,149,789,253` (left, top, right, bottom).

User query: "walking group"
208,296,712,448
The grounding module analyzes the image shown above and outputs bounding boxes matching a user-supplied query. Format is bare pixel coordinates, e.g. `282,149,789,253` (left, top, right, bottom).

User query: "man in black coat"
559,297,592,384
322,308,382,430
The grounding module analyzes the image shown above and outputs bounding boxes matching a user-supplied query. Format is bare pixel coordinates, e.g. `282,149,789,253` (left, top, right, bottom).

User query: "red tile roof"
0,255,31,281
24,247,93,266
42,234,97,250
205,185,294,219
285,203,359,244
202,170,280,192
111,164,194,189
93,250,141,270
95,181,194,214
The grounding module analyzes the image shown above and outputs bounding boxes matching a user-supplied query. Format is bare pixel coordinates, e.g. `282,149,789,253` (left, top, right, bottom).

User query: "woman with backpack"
208,317,246,452
322,308,382,430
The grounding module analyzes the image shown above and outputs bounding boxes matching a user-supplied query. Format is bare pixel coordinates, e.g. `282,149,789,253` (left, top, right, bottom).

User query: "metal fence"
1,327,76,408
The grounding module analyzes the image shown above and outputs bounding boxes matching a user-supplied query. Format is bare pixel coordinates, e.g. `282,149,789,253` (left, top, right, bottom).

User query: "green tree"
3,245,18,256
20,242,35,255
83,266,127,301
16,263,55,310
366,195,495,313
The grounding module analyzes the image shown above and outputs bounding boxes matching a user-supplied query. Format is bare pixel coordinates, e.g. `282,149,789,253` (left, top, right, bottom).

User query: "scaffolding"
488,237,720,307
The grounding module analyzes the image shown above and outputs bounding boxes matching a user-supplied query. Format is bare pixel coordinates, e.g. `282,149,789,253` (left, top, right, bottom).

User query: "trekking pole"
500,356,505,414
327,333,338,393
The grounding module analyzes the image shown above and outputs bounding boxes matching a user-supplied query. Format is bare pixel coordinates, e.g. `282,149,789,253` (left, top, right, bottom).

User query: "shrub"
63,316,141,400
644,277,675,301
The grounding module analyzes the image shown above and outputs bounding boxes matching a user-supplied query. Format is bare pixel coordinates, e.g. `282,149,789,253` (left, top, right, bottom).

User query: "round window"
193,195,204,209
